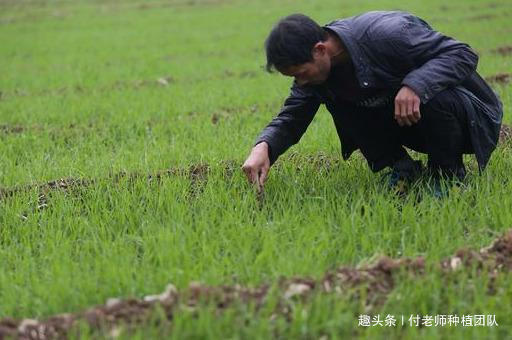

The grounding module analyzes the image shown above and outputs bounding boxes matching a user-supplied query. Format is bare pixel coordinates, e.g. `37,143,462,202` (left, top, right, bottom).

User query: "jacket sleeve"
254,83,321,165
380,14,479,104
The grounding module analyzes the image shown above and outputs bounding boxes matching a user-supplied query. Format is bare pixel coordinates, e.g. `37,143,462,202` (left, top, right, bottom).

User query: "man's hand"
242,142,270,192
394,86,421,127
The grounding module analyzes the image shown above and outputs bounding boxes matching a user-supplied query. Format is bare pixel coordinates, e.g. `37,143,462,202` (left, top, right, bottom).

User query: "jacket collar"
324,20,375,88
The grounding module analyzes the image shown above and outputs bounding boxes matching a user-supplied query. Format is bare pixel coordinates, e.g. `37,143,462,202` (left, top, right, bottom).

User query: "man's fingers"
407,99,415,123
405,101,413,126
257,167,270,194
242,144,271,190
257,177,263,194
242,165,257,184
242,166,252,182
395,86,421,126
259,167,268,186
400,101,411,126
242,166,265,194
413,100,421,121
249,169,260,185
394,100,403,126
403,101,412,126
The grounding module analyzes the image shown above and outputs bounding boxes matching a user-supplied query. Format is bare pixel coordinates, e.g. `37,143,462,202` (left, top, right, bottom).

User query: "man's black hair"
265,14,328,72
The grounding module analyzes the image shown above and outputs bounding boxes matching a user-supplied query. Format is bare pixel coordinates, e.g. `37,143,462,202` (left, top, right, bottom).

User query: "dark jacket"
256,11,503,170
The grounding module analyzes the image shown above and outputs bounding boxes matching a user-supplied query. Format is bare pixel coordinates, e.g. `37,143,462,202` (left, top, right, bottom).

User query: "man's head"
265,14,332,86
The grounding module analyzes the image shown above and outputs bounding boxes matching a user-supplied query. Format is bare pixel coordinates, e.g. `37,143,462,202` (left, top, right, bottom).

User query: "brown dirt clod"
492,46,512,56
500,123,512,144
0,124,24,134
0,163,213,202
485,73,511,85
468,14,497,21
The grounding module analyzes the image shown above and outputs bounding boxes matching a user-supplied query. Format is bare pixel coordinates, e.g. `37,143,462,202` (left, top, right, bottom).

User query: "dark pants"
342,88,474,178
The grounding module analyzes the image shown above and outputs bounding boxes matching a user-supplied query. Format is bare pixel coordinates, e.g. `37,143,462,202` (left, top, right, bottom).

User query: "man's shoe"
385,159,424,195
425,171,465,199
427,177,446,199
425,164,466,198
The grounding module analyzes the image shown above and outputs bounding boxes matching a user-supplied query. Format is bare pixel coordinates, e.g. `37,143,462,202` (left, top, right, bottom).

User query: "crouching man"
242,11,503,195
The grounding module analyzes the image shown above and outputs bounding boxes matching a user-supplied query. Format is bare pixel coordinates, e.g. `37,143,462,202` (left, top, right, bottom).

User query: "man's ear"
312,42,327,56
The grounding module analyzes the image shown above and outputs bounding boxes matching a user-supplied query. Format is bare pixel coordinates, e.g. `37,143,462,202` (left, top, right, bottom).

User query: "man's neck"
325,31,350,66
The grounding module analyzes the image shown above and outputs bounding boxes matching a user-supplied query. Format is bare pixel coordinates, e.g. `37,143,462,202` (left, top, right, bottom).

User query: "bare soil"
0,164,212,201
500,123,512,144
485,73,511,85
1,77,175,100
468,14,497,21
0,125,24,134
492,46,512,56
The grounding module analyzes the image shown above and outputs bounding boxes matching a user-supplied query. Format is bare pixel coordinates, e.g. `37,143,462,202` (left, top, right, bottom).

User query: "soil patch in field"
222,70,259,80
9,164,211,219
2,76,175,100
469,2,504,10
135,0,230,10
1,229,511,339
491,46,512,56
485,73,511,85
287,152,342,173
0,123,106,141
467,13,497,21
485,2,503,8
0,163,215,216
110,77,175,91
500,123,512,144
0,124,24,134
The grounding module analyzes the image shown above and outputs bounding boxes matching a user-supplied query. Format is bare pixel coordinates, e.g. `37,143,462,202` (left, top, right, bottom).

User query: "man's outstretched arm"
242,83,321,188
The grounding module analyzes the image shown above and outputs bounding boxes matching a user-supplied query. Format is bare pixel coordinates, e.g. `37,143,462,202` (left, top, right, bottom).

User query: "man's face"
279,43,331,86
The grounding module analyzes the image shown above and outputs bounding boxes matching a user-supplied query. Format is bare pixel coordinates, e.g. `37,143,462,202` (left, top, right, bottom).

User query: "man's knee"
422,88,465,119
419,88,473,153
